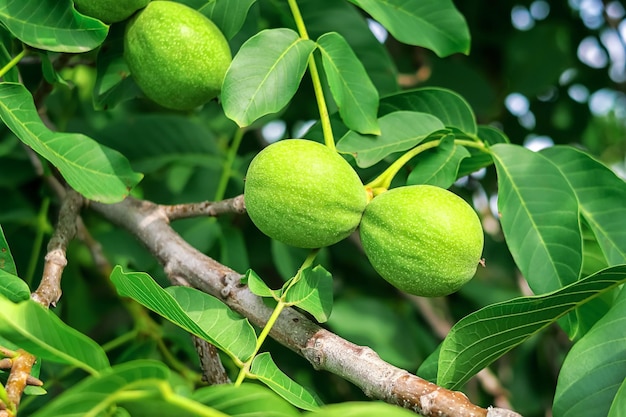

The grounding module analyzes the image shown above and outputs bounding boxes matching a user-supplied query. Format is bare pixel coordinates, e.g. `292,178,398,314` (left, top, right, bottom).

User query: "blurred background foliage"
2,1,625,416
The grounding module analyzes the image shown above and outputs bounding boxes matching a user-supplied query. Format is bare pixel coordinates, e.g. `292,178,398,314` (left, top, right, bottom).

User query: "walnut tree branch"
90,196,522,417
31,188,83,308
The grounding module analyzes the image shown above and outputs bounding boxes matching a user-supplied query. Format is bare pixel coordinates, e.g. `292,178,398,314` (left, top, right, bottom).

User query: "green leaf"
284,266,333,323
406,134,470,188
317,32,379,135
457,125,508,177
553,285,626,417
250,352,322,411
192,383,300,417
436,264,626,390
110,266,256,362
608,378,626,417
298,0,397,95
93,24,142,110
304,402,417,417
0,224,17,275
244,269,278,299
0,270,29,302
31,360,170,417
541,146,626,266
0,28,20,83
0,294,110,374
0,83,143,203
197,0,256,40
0,0,108,53
380,87,477,134
347,0,470,57
336,111,446,168
222,28,316,127
491,143,582,294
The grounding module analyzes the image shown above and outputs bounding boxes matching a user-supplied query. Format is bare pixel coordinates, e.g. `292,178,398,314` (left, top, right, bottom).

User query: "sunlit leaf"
380,87,476,134
541,146,626,266
553,285,626,417
110,266,257,362
347,0,470,57
250,352,322,411
317,32,379,135
304,402,417,417
192,383,300,417
284,265,333,323
437,265,626,390
0,294,110,374
222,28,316,127
244,269,277,299
336,111,446,168
406,134,470,188
0,0,108,53
491,143,582,294
0,83,143,203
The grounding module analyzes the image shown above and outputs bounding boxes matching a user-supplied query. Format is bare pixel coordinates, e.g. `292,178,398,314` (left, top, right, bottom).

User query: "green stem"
287,0,335,151
101,329,139,353
365,138,489,192
0,48,26,78
214,128,245,202
233,248,319,386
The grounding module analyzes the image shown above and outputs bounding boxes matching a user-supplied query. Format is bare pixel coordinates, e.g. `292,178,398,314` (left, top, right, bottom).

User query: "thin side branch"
160,195,246,221
91,196,522,417
31,188,83,307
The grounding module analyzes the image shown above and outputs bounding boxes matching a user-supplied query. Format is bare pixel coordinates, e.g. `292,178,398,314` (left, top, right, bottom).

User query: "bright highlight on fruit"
359,185,484,297
123,1,232,110
244,139,368,249
74,0,150,23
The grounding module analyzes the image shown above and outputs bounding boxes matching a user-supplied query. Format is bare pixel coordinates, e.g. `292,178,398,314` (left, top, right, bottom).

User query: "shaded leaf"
284,265,333,323
31,360,170,417
197,0,256,40
0,294,110,374
0,27,20,83
110,266,256,362
317,32,379,134
541,146,626,266
457,125,508,177
608,378,626,417
222,28,316,127
380,87,476,134
250,352,321,411
0,225,17,275
437,265,626,390
192,383,300,417
0,83,143,203
93,24,142,110
406,134,470,188
491,143,582,294
336,111,446,168
0,269,29,302
347,0,470,57
0,0,108,53
553,286,626,417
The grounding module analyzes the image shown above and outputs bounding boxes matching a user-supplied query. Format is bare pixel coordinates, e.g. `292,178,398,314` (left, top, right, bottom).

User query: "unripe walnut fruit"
359,185,484,297
244,139,368,248
74,0,149,23
124,1,231,110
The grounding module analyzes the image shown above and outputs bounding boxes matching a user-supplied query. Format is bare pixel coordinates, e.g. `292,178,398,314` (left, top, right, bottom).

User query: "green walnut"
124,1,231,110
244,139,368,249
360,185,484,297
74,0,150,23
